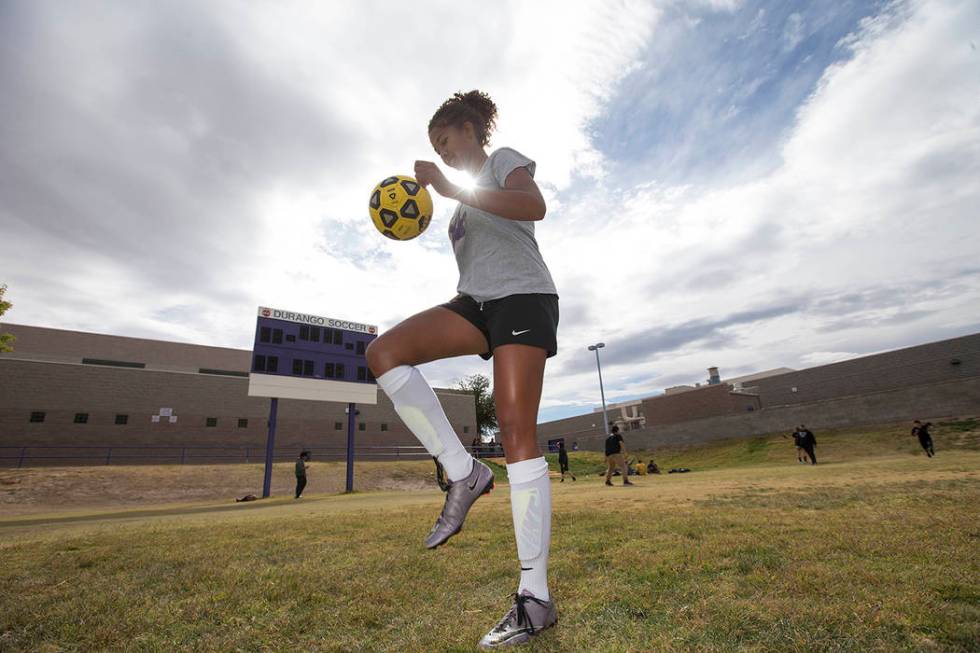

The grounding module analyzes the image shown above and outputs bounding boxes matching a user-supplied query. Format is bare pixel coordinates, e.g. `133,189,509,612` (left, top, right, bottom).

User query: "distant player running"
911,420,935,457
367,90,559,648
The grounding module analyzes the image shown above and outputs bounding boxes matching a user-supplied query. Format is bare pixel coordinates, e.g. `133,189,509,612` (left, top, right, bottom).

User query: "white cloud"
537,0,980,418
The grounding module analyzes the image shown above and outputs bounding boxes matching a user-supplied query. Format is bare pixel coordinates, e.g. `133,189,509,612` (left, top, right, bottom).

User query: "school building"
537,332,980,450
0,323,478,466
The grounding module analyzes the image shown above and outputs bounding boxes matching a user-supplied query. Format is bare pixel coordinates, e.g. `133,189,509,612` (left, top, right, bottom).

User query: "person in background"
912,420,935,457
784,426,809,464
604,425,633,486
646,459,661,474
558,440,575,482
295,450,311,499
799,425,817,465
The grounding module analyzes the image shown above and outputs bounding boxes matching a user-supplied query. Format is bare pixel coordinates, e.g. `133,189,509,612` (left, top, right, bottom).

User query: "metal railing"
0,444,504,468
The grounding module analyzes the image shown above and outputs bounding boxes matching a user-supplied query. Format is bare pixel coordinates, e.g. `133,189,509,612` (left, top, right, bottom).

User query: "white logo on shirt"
512,329,531,336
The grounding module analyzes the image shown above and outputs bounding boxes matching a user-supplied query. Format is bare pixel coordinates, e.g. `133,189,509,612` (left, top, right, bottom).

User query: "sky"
1,0,978,424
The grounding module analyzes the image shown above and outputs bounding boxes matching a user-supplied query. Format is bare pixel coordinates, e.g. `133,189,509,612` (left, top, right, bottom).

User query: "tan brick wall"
0,359,477,464
751,333,980,406
0,323,250,373
626,376,980,449
640,384,761,424
538,332,980,451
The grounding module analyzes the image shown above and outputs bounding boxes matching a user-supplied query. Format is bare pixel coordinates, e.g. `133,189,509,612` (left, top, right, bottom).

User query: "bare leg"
493,344,547,463
367,305,489,481
366,306,488,377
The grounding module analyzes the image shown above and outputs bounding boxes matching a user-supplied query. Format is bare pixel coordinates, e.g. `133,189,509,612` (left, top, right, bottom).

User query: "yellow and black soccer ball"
368,175,433,241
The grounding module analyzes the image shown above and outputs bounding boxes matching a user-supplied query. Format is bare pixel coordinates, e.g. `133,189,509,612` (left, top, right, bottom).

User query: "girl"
366,90,559,649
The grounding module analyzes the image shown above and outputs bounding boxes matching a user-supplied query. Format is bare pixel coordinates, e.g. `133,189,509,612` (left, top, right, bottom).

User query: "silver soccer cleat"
478,590,558,649
424,459,494,549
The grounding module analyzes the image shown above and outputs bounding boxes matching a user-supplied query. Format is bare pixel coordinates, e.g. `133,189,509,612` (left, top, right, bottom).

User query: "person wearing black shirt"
295,450,311,498
557,440,575,482
784,426,809,464
604,426,633,486
798,425,817,465
911,420,935,457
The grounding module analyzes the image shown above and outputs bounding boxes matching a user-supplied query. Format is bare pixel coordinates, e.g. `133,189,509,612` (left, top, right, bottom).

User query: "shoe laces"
495,593,547,635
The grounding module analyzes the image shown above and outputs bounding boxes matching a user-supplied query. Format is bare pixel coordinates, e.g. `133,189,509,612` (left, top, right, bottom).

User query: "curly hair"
428,90,498,146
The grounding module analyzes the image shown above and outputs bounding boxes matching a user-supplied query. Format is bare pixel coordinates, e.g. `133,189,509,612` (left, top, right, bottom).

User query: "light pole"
588,342,610,436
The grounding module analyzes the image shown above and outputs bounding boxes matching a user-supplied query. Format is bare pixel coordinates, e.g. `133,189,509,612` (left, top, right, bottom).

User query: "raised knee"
366,338,395,376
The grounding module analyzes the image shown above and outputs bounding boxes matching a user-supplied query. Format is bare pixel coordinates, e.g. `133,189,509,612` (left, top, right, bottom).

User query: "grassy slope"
1,420,978,652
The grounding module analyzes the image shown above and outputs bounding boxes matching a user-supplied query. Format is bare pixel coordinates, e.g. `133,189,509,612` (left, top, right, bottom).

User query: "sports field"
2,422,978,652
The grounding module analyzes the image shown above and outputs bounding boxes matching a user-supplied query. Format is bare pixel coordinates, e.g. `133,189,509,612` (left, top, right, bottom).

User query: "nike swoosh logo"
512,329,531,336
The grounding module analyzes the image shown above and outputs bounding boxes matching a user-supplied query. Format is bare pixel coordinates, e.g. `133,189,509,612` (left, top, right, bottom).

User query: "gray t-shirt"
447,147,558,302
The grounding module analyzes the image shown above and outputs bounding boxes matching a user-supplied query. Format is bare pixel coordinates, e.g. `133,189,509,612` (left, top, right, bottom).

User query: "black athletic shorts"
441,293,559,360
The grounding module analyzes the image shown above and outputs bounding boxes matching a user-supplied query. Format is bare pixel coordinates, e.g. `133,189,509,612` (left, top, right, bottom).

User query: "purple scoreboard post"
247,306,378,497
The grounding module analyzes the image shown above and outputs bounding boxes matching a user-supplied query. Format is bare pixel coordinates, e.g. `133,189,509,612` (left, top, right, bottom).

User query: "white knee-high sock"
506,457,552,601
376,365,474,482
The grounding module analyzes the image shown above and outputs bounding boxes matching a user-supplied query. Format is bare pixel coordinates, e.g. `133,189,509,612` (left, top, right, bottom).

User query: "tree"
455,373,496,439
0,284,14,353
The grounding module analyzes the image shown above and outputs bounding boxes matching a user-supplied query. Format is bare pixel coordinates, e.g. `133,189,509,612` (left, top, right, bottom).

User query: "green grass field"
1,421,978,652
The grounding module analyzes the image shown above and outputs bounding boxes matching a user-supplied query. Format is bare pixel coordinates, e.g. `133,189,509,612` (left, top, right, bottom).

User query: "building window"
358,422,366,431
206,417,217,427
292,359,303,375
335,363,345,379
299,325,310,341
381,423,388,432
333,330,343,345
253,355,267,372
311,326,320,342
199,368,248,377
463,426,469,434
29,411,45,423
345,342,354,351
272,328,283,344
334,421,343,430
303,360,314,376
325,362,335,378
357,366,367,381
82,358,145,369
115,414,128,425
356,341,365,355
238,418,248,428
267,356,278,373
286,334,296,342
74,413,89,424
260,326,271,343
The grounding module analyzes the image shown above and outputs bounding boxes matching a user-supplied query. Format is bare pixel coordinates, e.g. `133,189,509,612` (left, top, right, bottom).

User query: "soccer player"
367,90,559,649
799,425,817,465
294,450,310,499
605,425,634,486
911,420,935,457
558,439,575,482
784,426,809,464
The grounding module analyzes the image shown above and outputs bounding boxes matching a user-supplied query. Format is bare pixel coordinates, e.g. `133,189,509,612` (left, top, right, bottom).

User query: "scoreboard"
247,306,378,405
